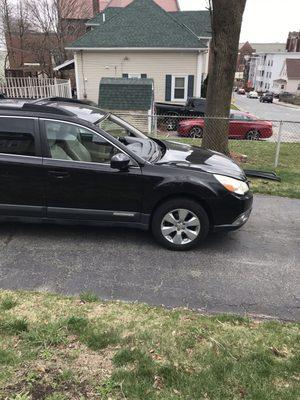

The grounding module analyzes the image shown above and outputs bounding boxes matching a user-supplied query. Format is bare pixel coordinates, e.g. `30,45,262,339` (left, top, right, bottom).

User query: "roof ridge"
135,0,202,42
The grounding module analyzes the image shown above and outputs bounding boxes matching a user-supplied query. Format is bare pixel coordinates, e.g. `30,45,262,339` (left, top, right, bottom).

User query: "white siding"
74,50,201,103
287,79,300,93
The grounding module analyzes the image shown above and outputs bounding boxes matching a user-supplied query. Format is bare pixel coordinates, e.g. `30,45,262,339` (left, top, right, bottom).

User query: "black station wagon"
0,99,253,250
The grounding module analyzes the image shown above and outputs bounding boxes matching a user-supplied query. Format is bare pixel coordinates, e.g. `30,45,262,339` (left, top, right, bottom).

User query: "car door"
41,118,144,223
0,115,44,218
229,113,246,138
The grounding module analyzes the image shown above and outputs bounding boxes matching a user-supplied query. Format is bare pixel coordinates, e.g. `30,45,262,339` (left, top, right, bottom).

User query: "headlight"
214,174,249,195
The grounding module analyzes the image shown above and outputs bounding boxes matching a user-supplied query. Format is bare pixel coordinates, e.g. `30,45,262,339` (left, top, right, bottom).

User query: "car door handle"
48,170,70,179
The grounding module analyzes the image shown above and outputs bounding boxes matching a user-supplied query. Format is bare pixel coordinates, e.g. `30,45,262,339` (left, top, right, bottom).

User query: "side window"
44,120,119,164
0,117,36,156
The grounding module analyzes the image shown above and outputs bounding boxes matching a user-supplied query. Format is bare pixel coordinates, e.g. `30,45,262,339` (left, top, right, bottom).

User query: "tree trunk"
202,0,247,154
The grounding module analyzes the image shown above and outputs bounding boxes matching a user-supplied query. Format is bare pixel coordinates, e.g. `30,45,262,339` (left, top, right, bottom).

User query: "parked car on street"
260,93,274,103
177,110,273,140
0,99,253,250
237,88,246,95
155,97,206,130
247,91,259,99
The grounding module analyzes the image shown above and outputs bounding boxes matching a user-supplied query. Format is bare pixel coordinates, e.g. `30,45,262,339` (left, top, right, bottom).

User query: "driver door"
41,119,143,222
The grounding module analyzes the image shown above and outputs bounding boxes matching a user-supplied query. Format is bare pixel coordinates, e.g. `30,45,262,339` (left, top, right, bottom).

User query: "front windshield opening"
96,115,162,163
97,115,129,138
97,114,148,139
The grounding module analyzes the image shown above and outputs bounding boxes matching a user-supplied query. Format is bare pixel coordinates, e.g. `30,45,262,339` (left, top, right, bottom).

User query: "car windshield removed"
97,115,162,162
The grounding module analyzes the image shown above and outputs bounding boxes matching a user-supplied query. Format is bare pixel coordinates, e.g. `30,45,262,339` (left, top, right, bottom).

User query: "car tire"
151,198,209,251
189,126,203,138
165,114,179,131
245,130,260,140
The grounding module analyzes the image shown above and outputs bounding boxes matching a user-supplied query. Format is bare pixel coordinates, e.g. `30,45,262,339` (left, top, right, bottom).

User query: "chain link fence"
114,112,300,170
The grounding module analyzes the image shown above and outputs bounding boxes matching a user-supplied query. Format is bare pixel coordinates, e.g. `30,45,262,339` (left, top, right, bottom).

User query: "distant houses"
236,34,300,95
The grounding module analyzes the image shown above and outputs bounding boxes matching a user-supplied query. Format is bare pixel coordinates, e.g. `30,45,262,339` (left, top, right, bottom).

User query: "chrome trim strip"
113,212,135,217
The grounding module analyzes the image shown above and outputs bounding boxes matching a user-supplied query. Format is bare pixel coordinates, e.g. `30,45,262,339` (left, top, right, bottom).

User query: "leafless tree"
202,0,247,155
1,0,91,76
0,0,14,69
26,0,91,66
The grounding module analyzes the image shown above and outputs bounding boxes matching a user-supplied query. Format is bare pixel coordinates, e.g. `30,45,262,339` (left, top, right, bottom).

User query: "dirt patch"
1,343,114,399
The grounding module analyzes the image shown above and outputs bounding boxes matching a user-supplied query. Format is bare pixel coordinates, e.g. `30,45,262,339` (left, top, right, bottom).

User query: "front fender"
141,165,218,215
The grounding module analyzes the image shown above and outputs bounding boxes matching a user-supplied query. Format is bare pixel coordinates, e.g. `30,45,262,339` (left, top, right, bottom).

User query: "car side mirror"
110,153,131,171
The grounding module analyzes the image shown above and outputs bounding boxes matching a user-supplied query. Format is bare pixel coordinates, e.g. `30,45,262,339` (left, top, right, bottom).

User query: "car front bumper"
212,191,253,232
214,208,252,231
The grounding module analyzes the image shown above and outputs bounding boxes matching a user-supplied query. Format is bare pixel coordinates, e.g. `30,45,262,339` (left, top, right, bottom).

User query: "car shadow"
0,221,234,253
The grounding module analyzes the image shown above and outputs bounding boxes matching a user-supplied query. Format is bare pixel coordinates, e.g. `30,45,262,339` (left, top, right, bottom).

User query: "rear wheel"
165,113,179,131
151,198,209,251
245,130,260,140
189,126,203,138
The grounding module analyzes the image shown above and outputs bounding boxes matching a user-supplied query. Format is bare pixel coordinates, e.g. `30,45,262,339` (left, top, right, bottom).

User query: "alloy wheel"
165,118,177,131
190,126,203,138
161,209,201,245
246,130,260,140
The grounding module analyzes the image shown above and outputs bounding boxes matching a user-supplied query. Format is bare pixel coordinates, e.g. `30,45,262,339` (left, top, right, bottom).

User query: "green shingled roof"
170,11,211,37
68,0,208,49
99,77,153,110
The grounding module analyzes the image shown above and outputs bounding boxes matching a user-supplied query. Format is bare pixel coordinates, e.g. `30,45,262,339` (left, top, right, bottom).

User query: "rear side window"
0,117,36,156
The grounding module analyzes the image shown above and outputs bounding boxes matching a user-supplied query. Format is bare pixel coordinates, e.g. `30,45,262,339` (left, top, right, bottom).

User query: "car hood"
156,140,246,180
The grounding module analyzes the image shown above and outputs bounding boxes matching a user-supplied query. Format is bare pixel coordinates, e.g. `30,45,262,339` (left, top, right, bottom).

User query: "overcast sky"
179,0,300,43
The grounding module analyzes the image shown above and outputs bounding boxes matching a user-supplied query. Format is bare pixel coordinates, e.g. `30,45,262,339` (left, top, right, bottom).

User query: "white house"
273,58,300,94
249,51,300,92
66,0,211,104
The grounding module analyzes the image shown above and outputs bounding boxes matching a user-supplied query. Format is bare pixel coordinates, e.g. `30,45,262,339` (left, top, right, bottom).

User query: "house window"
128,73,142,78
298,83,300,90
281,84,285,89
171,76,188,101
123,73,147,79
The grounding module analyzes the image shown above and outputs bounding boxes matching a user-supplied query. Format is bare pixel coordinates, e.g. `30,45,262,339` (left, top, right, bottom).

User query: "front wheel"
151,198,209,251
189,126,203,138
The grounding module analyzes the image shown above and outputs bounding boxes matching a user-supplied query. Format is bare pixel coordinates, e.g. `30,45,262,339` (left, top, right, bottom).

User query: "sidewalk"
273,99,300,110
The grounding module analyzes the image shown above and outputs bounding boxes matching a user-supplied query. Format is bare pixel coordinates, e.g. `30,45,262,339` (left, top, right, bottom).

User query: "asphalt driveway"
0,195,299,321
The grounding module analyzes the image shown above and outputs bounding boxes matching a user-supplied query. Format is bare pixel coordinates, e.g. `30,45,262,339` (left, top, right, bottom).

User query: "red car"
177,110,273,140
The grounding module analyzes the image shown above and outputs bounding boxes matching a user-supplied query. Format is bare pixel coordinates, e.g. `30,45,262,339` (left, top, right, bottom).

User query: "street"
0,195,299,321
234,94,300,142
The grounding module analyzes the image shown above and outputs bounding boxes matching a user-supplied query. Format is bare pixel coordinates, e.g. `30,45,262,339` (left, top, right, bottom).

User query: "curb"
273,101,300,110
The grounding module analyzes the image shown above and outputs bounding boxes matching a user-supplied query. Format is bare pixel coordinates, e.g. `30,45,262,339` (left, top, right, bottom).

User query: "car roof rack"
22,103,73,116
0,102,74,117
34,97,96,106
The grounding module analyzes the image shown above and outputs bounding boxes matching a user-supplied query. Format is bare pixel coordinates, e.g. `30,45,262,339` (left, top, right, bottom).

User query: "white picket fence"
0,77,72,99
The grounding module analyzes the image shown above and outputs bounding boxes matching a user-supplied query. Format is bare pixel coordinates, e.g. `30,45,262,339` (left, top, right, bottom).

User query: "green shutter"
188,75,194,98
165,75,172,101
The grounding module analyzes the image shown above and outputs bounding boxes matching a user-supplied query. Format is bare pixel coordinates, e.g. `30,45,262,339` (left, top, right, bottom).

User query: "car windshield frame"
96,114,162,163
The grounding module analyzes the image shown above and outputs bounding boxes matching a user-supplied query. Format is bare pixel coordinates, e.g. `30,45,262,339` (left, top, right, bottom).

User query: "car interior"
45,121,117,164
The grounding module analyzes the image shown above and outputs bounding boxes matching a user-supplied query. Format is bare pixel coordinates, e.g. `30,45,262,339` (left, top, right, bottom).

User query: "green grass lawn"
172,139,300,199
0,290,299,400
